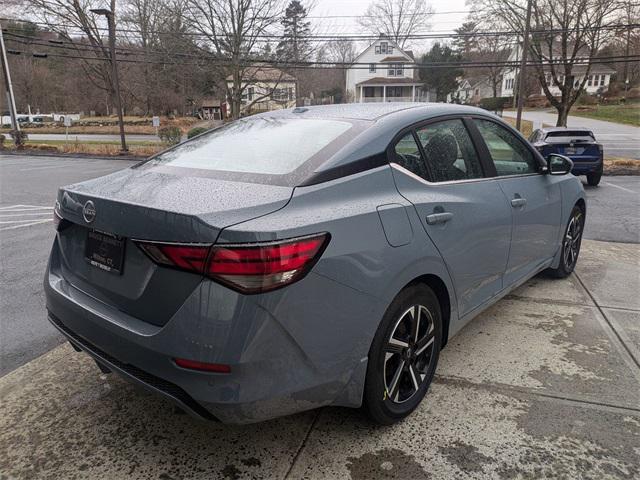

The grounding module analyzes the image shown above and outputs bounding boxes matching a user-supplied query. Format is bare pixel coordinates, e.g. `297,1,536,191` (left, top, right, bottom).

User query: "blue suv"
529,127,603,186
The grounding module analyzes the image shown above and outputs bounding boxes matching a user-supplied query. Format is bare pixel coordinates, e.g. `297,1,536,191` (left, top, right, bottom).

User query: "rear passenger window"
393,132,428,180
475,119,538,176
416,119,484,182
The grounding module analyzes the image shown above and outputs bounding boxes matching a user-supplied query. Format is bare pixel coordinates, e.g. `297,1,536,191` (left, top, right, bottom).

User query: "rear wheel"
586,171,602,186
547,205,584,278
363,284,442,425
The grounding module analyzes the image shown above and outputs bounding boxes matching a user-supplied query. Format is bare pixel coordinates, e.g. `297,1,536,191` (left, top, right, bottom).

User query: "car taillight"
136,242,210,273
207,234,329,293
135,233,329,294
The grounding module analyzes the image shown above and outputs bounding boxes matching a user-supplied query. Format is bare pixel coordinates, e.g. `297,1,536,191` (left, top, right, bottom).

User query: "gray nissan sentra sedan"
45,103,585,425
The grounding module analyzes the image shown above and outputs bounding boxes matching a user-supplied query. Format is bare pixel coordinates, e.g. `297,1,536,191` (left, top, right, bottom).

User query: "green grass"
570,103,640,127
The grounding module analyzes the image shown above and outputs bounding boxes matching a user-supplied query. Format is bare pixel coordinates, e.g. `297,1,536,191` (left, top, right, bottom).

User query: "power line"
2,17,638,41
5,44,638,70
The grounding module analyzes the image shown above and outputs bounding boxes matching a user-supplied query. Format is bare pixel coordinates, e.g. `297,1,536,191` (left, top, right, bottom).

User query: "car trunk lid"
55,167,293,326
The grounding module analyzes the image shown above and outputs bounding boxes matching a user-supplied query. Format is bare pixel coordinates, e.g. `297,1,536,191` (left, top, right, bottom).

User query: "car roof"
258,102,488,122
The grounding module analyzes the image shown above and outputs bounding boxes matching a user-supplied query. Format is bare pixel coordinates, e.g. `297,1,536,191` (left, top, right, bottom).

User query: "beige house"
225,67,296,115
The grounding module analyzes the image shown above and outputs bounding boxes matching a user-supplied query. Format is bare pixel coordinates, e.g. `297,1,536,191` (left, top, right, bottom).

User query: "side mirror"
547,154,573,175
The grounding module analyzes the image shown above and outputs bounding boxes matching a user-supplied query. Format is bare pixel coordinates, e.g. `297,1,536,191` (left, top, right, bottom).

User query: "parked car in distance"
529,127,603,186
45,103,586,425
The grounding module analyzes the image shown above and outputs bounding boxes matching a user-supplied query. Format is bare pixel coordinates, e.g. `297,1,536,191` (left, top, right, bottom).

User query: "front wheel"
363,284,442,425
547,205,584,278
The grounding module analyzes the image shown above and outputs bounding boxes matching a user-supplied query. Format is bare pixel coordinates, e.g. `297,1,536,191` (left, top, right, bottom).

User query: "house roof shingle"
225,66,296,83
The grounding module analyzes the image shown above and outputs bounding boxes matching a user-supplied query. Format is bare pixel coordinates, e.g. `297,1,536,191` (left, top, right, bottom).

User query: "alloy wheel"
563,211,583,270
383,305,436,404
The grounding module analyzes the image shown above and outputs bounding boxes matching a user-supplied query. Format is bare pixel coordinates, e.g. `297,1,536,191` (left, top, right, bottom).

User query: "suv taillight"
135,233,330,294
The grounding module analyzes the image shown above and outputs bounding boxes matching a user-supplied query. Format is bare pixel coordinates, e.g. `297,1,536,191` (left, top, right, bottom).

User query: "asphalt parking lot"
1,153,639,479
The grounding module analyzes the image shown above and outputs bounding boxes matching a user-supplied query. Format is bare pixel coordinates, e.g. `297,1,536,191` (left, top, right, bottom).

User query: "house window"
388,63,403,77
369,63,376,73
587,75,592,87
375,45,381,54
388,46,393,54
272,88,290,101
247,87,254,101
380,42,388,54
600,75,606,86
387,86,403,97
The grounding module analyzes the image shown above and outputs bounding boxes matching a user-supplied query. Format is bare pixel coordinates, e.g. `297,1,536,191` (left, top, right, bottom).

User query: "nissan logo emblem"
82,200,96,223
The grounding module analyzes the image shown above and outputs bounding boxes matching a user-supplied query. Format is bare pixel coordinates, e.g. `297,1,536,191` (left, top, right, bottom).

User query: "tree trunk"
556,103,569,126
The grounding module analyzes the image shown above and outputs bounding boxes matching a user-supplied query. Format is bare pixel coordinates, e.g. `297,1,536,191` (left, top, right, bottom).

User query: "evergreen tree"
276,1,312,63
419,43,464,102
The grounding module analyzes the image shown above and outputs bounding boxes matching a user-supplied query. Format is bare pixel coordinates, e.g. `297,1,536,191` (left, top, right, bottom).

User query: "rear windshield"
150,117,352,175
545,130,594,142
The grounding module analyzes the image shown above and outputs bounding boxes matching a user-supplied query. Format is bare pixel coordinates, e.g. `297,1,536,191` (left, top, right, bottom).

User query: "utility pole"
623,4,631,100
516,0,533,132
90,8,128,153
0,21,23,147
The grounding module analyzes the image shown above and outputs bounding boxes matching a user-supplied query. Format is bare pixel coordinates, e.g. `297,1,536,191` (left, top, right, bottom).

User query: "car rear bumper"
44,237,379,423
570,157,602,175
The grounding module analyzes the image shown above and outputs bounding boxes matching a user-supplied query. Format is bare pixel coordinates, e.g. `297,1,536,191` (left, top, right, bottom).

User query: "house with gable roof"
345,36,428,103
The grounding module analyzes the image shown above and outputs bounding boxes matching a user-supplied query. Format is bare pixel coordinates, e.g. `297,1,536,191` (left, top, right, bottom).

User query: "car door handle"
426,212,454,225
511,197,527,208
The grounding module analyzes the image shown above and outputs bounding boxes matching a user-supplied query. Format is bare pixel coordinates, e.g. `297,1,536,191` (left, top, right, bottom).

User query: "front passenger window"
476,119,539,176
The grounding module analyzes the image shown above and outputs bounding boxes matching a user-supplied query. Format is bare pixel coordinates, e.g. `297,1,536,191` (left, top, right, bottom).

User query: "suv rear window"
545,130,594,142
151,117,352,175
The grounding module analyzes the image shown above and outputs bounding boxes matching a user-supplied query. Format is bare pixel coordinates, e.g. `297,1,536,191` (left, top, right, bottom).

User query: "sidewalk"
1,240,638,479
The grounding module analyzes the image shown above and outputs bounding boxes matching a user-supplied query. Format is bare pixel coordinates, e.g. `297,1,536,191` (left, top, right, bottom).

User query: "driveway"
1,240,639,478
503,110,640,160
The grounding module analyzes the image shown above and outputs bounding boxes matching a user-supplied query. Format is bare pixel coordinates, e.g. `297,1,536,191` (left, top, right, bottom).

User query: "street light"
90,8,128,153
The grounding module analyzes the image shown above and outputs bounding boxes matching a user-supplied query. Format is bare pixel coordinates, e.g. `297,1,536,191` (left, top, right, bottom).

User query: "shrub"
158,126,182,145
479,96,511,112
525,94,550,108
187,126,208,139
577,93,598,106
0,134,5,148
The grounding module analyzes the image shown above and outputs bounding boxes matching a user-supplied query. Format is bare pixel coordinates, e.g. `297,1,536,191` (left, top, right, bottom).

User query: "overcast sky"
310,0,470,55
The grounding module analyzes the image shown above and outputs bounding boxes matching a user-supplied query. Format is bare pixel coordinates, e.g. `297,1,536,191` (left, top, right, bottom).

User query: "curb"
0,149,144,162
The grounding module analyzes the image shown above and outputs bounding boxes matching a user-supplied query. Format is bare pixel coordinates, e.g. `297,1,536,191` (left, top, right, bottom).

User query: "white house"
449,76,500,104
501,44,615,97
225,66,296,115
345,36,426,103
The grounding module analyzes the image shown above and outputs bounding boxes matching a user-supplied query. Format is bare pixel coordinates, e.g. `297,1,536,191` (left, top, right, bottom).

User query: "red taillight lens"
174,358,231,373
207,234,329,293
136,242,210,273
135,233,329,293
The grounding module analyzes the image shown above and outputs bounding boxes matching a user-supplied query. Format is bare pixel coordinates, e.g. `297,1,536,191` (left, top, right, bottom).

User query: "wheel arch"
403,274,452,348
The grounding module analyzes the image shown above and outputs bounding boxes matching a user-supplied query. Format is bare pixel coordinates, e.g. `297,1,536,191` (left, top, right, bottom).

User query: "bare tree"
358,0,434,49
183,0,284,119
475,0,622,126
23,0,121,115
326,39,357,65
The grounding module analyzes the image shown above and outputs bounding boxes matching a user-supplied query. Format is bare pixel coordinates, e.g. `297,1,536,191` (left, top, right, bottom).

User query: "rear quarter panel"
217,166,458,399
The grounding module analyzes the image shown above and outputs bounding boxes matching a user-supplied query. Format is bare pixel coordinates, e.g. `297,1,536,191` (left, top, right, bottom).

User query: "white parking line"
0,219,52,231
0,205,54,231
0,212,53,217
603,182,637,194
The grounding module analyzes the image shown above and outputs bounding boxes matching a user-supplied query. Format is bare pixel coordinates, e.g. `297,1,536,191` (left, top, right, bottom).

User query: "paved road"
0,154,138,376
1,240,638,478
504,109,640,160
0,153,637,378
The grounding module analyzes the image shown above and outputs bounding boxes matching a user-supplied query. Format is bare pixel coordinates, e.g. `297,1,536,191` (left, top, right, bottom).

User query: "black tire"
586,171,602,186
363,284,442,425
546,205,585,278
